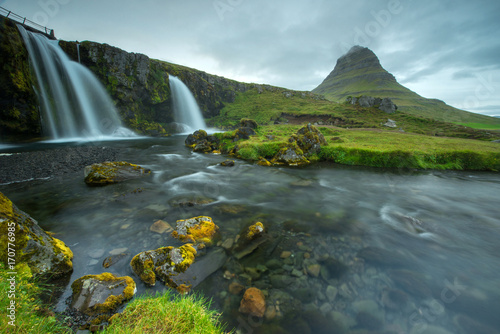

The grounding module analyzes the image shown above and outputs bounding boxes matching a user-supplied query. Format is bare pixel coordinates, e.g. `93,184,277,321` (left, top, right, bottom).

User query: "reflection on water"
1,137,500,334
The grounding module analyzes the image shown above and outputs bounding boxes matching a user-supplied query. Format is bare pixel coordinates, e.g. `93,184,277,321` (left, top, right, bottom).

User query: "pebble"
88,249,105,259
304,252,311,259
320,302,333,315
120,223,131,230
280,251,292,259
307,264,321,277
291,269,303,277
221,238,234,250
149,220,173,234
326,285,338,302
229,282,245,295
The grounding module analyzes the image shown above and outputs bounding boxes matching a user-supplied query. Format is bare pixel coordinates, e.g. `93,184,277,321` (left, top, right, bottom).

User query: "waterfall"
17,25,133,140
169,75,207,132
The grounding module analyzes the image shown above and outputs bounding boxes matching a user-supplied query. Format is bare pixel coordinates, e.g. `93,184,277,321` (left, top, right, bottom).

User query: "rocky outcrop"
84,161,151,186
0,192,73,278
346,96,398,114
0,17,40,141
70,273,136,318
58,40,252,135
171,216,219,248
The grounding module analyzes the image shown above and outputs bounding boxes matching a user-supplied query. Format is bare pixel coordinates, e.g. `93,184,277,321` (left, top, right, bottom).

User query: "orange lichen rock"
172,216,219,247
239,287,266,318
246,222,264,240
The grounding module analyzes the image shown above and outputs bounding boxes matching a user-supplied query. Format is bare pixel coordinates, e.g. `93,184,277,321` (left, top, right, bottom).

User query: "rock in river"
84,161,150,185
0,191,73,278
239,287,266,318
171,216,219,248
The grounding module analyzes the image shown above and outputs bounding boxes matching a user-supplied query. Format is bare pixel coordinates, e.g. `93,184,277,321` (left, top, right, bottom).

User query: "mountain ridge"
313,46,500,125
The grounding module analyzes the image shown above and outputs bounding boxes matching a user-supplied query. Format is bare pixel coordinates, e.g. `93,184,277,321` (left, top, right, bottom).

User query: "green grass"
0,263,68,333
457,122,500,130
221,125,500,171
103,290,231,334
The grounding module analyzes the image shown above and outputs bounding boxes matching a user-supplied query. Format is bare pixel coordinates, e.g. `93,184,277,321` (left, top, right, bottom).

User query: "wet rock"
233,222,268,259
270,274,294,289
84,161,151,186
102,253,128,269
264,305,277,321
246,222,265,240
168,196,216,208
130,244,196,286
409,325,454,334
70,273,136,317
240,118,258,129
352,300,385,330
319,256,348,279
265,259,282,270
229,282,245,295
280,251,292,259
326,285,338,302
257,158,272,166
185,129,208,148
149,220,173,234
330,311,356,333
220,159,235,167
0,192,73,278
381,288,409,311
172,216,219,248
221,238,234,250
170,248,227,289
88,249,105,259
109,247,128,255
306,264,321,277
239,287,266,318
356,311,383,330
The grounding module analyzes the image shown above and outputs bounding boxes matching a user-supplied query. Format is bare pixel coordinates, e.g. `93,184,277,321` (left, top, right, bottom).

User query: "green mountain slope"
313,46,500,126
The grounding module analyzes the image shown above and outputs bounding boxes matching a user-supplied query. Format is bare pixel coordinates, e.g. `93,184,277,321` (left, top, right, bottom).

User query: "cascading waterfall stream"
17,25,134,140
169,75,207,132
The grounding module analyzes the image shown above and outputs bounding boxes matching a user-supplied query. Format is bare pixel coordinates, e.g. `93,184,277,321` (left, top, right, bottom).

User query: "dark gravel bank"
0,146,119,184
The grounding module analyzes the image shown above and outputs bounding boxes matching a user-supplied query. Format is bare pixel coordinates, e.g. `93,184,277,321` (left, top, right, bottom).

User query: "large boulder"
0,192,73,278
239,287,266,318
240,118,259,129
185,130,220,153
84,161,151,185
70,272,136,317
293,123,328,155
130,244,197,287
379,98,398,114
270,142,309,166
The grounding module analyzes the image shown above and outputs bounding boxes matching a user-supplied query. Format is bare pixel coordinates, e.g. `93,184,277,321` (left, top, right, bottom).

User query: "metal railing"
0,6,55,38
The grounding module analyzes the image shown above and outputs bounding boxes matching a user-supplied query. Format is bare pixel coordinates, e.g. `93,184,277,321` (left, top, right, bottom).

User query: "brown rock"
280,251,292,259
265,305,277,321
239,287,266,318
229,282,245,295
150,220,173,234
307,264,321,277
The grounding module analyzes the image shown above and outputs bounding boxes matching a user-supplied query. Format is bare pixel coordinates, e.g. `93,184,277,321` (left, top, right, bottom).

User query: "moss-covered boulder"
270,142,309,166
130,244,197,287
70,273,136,320
84,161,151,186
240,118,259,129
185,130,221,153
172,216,219,248
292,123,327,156
0,192,73,278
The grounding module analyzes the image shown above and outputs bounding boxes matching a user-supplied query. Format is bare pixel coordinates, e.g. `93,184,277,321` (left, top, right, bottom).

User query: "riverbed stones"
70,272,136,317
0,191,73,278
171,216,219,248
239,287,266,317
130,244,196,286
149,220,173,234
84,161,151,185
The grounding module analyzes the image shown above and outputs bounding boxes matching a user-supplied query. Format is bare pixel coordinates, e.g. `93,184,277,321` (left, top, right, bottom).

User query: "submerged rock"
70,272,136,317
84,161,150,185
172,216,219,248
239,287,266,318
149,220,173,234
130,244,197,287
0,192,73,278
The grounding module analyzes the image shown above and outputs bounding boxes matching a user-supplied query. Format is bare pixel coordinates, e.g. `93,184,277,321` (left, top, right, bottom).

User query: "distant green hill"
313,46,500,126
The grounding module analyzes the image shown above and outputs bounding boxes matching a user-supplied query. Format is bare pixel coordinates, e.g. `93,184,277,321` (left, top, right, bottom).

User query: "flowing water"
169,75,208,132
1,137,500,334
17,25,131,140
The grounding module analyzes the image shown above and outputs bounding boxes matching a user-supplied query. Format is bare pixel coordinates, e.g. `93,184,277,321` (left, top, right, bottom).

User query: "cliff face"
0,17,40,141
59,40,251,135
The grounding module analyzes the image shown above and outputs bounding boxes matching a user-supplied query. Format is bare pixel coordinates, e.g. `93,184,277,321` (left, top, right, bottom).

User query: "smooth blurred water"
1,137,499,333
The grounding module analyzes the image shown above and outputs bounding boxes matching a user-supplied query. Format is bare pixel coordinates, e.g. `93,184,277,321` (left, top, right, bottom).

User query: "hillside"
313,46,500,126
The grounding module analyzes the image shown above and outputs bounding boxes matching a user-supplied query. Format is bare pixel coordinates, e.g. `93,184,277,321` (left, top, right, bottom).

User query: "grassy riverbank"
217,125,500,171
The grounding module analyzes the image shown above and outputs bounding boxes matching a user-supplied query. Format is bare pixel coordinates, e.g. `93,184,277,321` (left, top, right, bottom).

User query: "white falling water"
17,25,134,140
169,75,207,132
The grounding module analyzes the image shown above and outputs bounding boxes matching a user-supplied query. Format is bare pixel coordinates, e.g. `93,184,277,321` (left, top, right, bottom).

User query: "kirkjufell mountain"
313,46,500,125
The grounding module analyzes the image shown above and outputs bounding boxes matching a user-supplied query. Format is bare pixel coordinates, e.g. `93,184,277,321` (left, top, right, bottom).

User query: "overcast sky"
3,0,500,117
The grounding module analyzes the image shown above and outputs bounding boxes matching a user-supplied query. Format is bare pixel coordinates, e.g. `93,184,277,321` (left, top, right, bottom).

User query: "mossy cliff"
0,17,40,141
58,40,253,135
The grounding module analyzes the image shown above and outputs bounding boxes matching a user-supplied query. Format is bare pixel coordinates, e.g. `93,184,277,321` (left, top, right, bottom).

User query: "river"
1,136,499,334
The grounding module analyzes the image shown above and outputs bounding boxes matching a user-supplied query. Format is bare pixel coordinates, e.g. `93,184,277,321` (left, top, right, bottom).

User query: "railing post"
7,11,11,18
23,18,26,24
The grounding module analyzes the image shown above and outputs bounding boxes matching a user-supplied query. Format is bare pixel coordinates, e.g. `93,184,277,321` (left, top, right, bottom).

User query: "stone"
381,288,409,310
270,274,294,289
149,220,173,234
320,302,333,315
325,285,338,302
264,305,277,321
359,95,376,108
102,253,128,268
307,264,321,277
221,238,234,250
0,192,73,278
220,159,235,167
239,287,266,318
293,123,328,155
109,247,128,255
291,269,303,277
185,129,208,148
88,249,105,259
330,311,356,332
71,273,136,317
384,119,397,128
240,118,258,129
280,251,292,259
84,161,151,186
271,143,309,166
246,222,264,240
168,196,215,208
172,216,219,247
379,97,398,114
352,300,385,328
229,282,245,295
130,244,197,287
